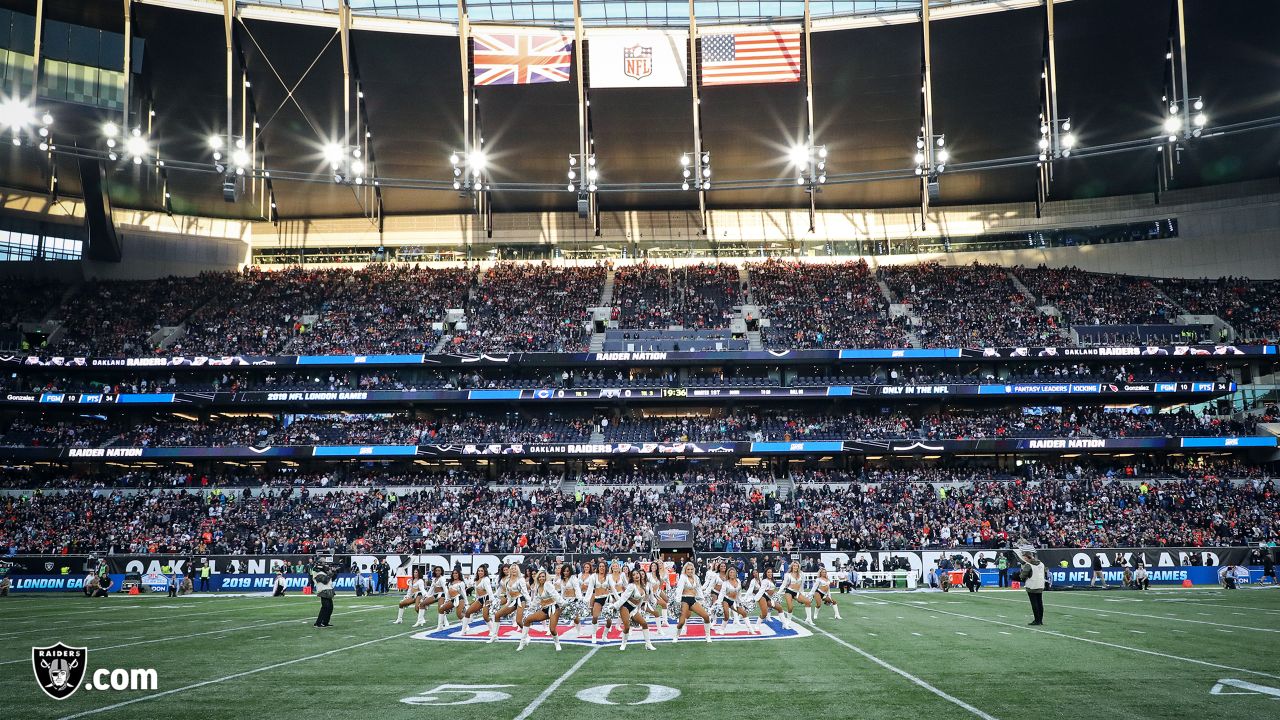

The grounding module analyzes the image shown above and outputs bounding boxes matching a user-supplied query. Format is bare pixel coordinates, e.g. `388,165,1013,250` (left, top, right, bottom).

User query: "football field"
4,587,1279,719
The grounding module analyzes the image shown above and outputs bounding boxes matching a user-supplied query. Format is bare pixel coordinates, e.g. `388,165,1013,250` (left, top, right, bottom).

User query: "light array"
680,151,711,191
792,143,827,189
567,153,598,193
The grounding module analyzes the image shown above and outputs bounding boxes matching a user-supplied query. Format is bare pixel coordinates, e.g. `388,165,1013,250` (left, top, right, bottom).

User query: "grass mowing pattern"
3,588,1278,719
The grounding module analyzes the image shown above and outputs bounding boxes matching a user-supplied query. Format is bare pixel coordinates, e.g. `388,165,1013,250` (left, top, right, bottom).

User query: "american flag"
472,32,572,86
700,30,802,86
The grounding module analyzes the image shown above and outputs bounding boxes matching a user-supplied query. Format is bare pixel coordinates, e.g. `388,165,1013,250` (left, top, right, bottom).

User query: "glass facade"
249,0,974,26
0,218,85,263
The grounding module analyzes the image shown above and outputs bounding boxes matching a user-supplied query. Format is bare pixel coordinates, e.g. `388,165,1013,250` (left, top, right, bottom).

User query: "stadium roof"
0,0,1275,221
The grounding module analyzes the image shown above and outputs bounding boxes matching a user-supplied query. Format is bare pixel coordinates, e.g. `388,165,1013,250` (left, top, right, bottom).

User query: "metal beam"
1045,0,1061,156
919,0,934,228
689,0,706,233
340,0,352,154
804,0,816,233
30,0,43,105
224,0,235,154
1174,0,1191,134
122,0,133,130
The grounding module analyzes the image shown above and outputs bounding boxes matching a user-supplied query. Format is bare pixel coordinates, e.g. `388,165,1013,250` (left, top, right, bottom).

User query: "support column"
223,0,235,153
1174,0,1191,135
689,0,706,234
30,0,43,104
340,0,352,155
803,0,816,233
919,0,935,228
122,0,132,130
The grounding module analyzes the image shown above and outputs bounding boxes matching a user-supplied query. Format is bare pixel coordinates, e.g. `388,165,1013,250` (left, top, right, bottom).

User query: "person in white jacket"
515,569,565,651
672,563,713,644
609,569,656,651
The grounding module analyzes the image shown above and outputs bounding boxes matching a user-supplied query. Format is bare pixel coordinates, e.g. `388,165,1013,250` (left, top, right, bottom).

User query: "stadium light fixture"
324,143,345,169
0,98,35,129
679,149,711,191
568,153,597,195
1038,117,1076,161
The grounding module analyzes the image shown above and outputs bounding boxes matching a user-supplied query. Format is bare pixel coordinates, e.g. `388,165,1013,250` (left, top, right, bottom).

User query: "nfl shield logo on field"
623,44,652,80
32,643,88,700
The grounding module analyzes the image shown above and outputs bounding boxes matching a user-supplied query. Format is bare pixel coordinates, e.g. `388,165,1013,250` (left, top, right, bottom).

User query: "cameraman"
312,564,336,628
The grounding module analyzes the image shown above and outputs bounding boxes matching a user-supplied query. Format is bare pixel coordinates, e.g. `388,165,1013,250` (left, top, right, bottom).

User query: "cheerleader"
749,568,785,630
393,568,426,625
608,569,657,651
811,567,843,620
716,566,752,633
417,566,447,629
436,569,468,630
558,564,590,638
672,563,713,644
489,564,529,643
645,563,671,630
782,562,814,624
518,569,567,652
459,565,496,636
586,561,616,644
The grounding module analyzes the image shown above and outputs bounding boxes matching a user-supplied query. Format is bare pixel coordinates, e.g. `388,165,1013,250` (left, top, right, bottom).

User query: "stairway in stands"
599,265,616,307
777,471,796,500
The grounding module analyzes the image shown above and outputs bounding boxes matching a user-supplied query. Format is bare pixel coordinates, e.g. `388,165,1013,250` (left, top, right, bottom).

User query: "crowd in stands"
4,471,1276,555
882,262,1059,348
601,406,1256,443
1016,265,1181,328
613,262,742,329
450,263,605,353
9,262,1280,358
749,259,910,349
0,404,1257,449
1165,276,1280,343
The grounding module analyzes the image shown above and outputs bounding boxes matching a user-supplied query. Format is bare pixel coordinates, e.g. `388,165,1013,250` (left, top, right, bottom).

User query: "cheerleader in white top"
782,563,814,624
393,568,427,625
701,562,727,634
459,565,496,636
748,568,785,630
586,562,617,644
516,569,567,651
557,564,589,639
437,569,468,629
672,563,713,643
607,569,657,651
810,567,843,620
715,566,752,633
645,564,671,629
488,564,529,644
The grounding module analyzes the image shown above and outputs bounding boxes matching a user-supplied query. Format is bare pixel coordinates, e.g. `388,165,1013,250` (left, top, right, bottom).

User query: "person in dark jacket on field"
963,566,981,592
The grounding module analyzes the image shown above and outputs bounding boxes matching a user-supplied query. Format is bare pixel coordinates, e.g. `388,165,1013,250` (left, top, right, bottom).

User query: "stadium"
1,0,1279,716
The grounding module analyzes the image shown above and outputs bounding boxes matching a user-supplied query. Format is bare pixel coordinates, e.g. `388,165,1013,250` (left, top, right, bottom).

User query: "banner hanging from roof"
472,31,573,85
588,30,688,88
700,28,802,86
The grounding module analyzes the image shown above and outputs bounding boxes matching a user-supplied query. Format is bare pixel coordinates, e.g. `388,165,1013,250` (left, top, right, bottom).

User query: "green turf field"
4,587,1279,719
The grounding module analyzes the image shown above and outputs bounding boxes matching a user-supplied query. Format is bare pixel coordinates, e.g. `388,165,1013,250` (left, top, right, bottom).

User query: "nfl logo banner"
588,30,688,88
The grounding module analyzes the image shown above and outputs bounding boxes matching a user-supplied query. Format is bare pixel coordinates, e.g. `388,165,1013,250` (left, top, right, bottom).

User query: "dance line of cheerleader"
393,559,843,651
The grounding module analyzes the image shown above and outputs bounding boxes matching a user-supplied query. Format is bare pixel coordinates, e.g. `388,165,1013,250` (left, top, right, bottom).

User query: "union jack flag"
472,32,572,86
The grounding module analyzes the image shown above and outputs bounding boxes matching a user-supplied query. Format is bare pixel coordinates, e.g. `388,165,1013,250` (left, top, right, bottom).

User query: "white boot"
783,612,792,629
804,606,812,623
486,621,498,643
394,606,405,624
672,625,680,644
705,623,712,643
440,614,451,630
553,632,562,652
833,606,843,620
517,628,529,651
618,630,627,651
414,609,426,628
643,626,655,651
590,622,599,644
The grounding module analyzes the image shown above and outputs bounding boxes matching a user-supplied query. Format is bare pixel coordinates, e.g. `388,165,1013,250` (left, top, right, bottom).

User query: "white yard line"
0,605,384,666
800,620,1001,720
57,628,418,720
0,602,279,639
976,594,1280,634
875,597,1280,681
511,646,600,720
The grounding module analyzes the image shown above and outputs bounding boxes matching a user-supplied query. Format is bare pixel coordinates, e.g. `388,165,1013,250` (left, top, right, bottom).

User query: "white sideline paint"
875,597,1280,681
800,620,1000,720
511,646,600,720
0,605,385,666
977,595,1280,634
1165,600,1280,616
56,628,420,720
0,596,264,624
